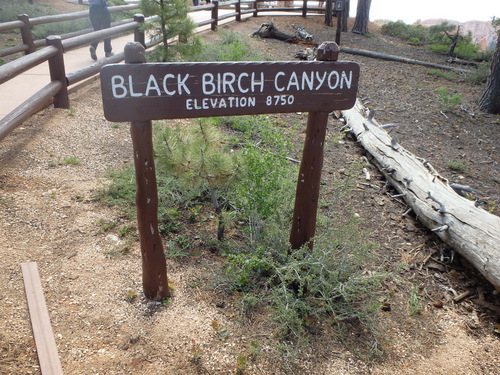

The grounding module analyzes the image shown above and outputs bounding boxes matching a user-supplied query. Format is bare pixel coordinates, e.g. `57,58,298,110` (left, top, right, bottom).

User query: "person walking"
89,0,113,60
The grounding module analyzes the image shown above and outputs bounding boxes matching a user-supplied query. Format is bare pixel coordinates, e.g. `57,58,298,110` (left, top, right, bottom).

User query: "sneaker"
105,51,114,58
90,46,97,61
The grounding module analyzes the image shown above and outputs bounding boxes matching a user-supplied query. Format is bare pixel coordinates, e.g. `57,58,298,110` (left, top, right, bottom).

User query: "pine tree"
140,0,200,62
156,121,242,241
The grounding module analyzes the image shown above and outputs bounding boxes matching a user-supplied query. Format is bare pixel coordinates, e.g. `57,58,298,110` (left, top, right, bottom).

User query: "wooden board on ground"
21,262,63,375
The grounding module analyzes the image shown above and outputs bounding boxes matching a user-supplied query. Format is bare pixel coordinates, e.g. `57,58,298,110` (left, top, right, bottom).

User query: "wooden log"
341,100,500,290
340,47,470,74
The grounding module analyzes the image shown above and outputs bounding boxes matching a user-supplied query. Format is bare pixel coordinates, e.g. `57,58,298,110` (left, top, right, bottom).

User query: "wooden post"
290,42,339,250
236,0,241,22
302,0,308,17
253,0,258,17
211,0,219,31
134,14,146,48
46,35,69,109
18,14,35,54
125,42,170,301
335,0,343,44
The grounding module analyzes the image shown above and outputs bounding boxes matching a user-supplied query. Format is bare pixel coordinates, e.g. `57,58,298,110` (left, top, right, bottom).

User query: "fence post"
253,0,258,17
46,35,69,109
236,0,241,22
134,14,146,48
18,14,36,54
302,0,307,17
211,0,219,31
125,42,170,301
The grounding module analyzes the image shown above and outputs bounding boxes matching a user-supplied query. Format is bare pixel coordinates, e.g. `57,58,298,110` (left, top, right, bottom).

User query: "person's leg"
89,6,103,49
102,6,112,55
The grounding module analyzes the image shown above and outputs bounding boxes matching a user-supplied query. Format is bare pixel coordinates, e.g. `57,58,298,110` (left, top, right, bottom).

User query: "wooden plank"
21,262,63,375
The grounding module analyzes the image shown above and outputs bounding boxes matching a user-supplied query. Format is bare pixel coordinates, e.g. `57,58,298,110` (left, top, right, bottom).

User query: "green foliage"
382,21,428,45
426,68,457,81
408,285,422,315
63,156,81,165
219,162,385,358
140,0,198,62
155,120,241,188
382,21,486,60
446,159,469,173
189,30,269,62
0,1,53,23
468,61,492,85
436,86,463,112
155,119,242,240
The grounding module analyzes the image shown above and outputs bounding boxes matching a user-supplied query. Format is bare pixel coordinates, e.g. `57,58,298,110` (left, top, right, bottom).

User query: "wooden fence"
0,0,336,142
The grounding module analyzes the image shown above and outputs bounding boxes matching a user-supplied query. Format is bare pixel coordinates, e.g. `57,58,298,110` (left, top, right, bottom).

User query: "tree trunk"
479,34,500,114
352,0,371,35
341,0,350,32
341,100,500,291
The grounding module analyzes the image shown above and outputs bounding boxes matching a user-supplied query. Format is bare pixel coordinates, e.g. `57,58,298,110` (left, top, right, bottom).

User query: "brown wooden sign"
100,61,359,122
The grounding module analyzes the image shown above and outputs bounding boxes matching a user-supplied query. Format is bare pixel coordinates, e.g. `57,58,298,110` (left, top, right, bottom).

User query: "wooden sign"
99,41,359,301
100,61,359,122
335,0,344,11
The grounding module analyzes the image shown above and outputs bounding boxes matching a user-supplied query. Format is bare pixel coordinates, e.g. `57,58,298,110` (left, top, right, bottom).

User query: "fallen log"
341,100,500,290
251,21,299,43
340,47,471,74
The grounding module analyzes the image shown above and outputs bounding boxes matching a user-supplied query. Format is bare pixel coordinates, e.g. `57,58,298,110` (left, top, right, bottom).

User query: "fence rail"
0,0,338,142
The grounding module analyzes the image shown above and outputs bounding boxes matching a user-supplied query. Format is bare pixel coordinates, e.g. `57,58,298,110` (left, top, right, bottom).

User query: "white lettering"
162,74,176,95
202,73,216,95
237,72,249,93
177,73,190,95
341,71,352,89
328,71,340,89
129,75,142,97
314,71,327,90
111,75,127,98
301,71,314,91
251,72,265,93
222,72,236,94
145,74,161,96
286,72,300,91
274,72,285,92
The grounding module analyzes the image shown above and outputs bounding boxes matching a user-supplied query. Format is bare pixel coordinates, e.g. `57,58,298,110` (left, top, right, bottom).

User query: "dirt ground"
1,11,499,375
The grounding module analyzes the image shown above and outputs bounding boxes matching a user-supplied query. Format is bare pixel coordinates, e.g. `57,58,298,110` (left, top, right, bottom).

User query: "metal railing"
0,0,336,142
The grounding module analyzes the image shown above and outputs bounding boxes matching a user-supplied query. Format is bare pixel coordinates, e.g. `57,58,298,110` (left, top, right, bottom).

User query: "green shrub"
189,30,269,62
436,86,463,112
426,69,457,81
468,61,491,85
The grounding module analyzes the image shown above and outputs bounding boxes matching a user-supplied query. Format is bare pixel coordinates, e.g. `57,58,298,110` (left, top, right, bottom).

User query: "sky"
349,0,500,24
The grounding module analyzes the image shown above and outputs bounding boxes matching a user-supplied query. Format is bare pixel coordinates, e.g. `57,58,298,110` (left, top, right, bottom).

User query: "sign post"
289,42,340,250
101,42,359,297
